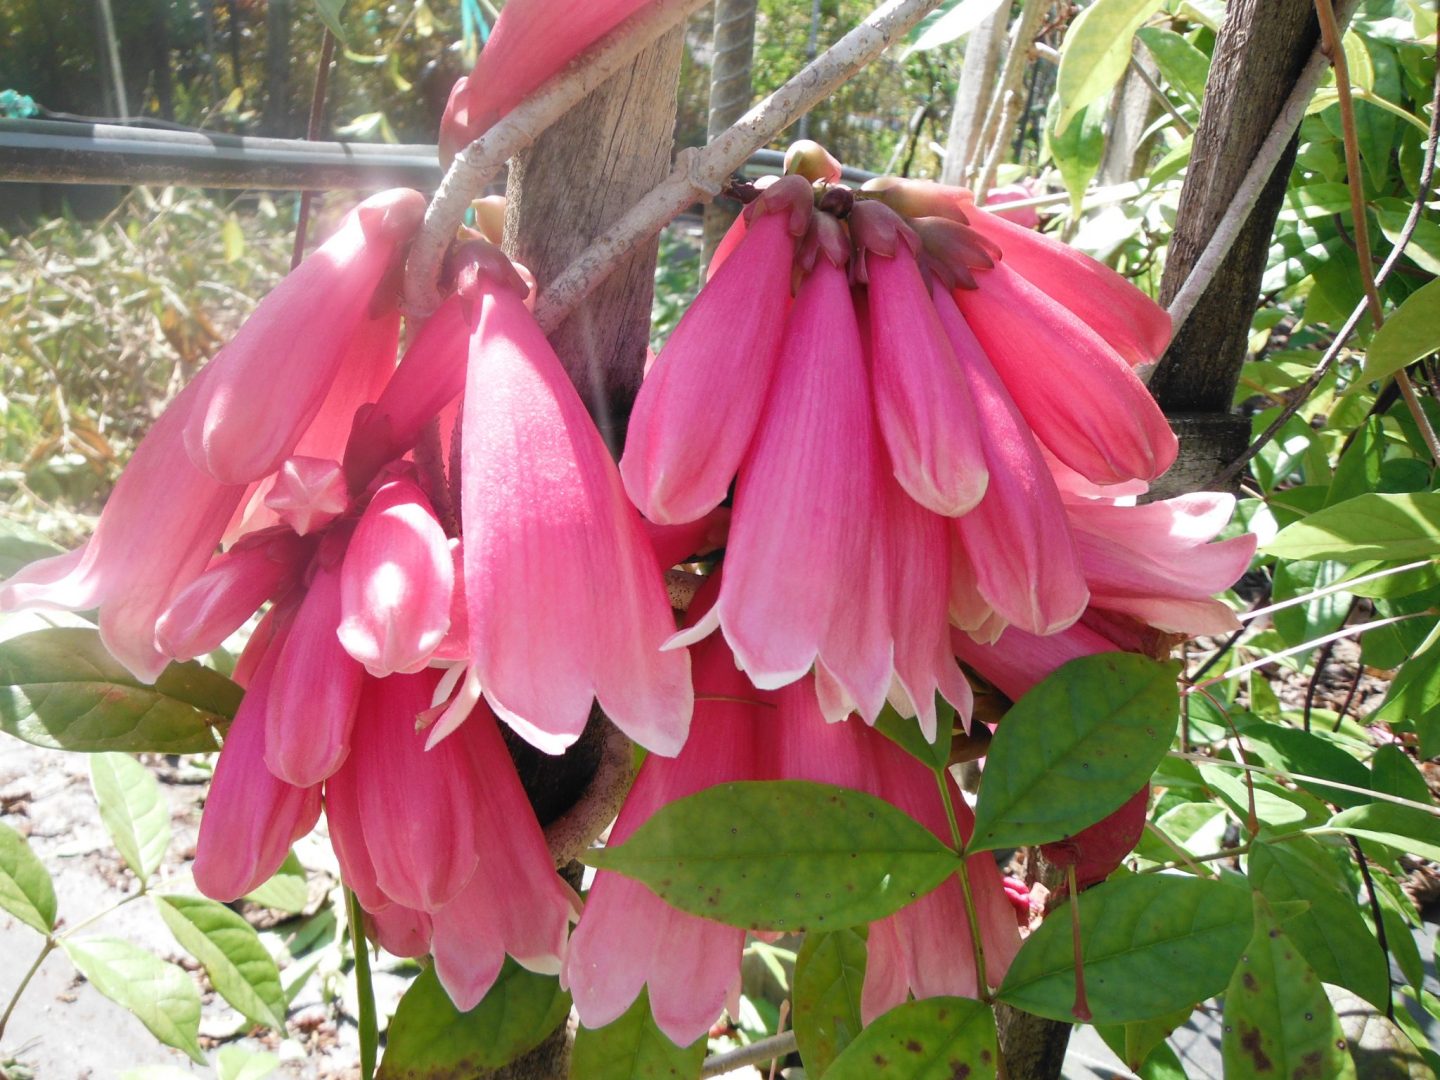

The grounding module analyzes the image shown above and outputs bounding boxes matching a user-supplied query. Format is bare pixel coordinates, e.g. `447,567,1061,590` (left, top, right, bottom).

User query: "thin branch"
543,718,634,867
1187,612,1431,689
1239,560,1432,623
701,1031,798,1078
1170,751,1440,816
1164,0,1363,338
1128,51,1193,137
290,30,336,271
1209,36,1440,487
970,0,1049,195
531,0,948,334
1314,0,1440,465
1347,836,1396,1021
402,0,712,316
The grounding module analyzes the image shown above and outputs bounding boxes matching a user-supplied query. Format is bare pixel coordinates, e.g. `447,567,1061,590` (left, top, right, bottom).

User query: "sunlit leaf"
62,937,206,1064
793,927,868,1075
1055,0,1165,134
824,997,998,1080
0,819,56,934
155,894,288,1031
90,753,170,885
568,989,705,1079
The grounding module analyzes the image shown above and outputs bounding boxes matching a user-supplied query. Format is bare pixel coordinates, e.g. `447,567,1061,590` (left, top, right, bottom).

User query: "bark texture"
1150,0,1319,415
701,0,758,264
503,27,687,455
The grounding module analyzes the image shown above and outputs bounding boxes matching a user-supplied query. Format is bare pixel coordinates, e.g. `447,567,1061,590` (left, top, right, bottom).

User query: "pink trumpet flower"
460,264,693,757
669,215,891,723
564,633,760,1044
264,536,366,787
440,0,652,160
193,617,322,901
621,176,813,525
338,478,455,677
951,262,1177,485
930,285,1089,635
953,622,1117,705
183,189,424,486
851,200,989,517
0,365,247,682
1063,492,1256,636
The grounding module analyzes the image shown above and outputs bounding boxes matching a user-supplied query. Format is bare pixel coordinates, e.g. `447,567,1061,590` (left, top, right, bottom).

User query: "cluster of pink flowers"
0,2,1255,1032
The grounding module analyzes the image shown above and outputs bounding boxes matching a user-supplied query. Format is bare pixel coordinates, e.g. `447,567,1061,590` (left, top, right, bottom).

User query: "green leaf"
0,628,236,753
1327,985,1436,1080
1328,803,1440,862
311,0,348,44
1357,278,1440,385
1248,836,1390,1009
1055,0,1165,134
1049,99,1107,216
1238,724,1372,810
824,997,998,1080
1199,764,1330,830
1369,744,1432,804
214,1047,279,1080
875,698,954,771
1265,493,1440,563
568,989,705,1080
997,875,1252,1024
793,928,868,1076
1221,892,1357,1080
154,894,288,1031
378,961,569,1077
220,213,245,263
243,850,308,913
583,780,959,932
0,819,57,934
908,0,1008,52
969,654,1179,854
89,753,170,884
1095,1007,1194,1073
1135,26,1209,106
61,937,205,1064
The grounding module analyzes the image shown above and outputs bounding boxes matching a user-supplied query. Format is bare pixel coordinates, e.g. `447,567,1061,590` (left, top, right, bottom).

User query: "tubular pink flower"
621,177,812,524
951,261,1177,485
952,622,1115,703
322,744,390,913
947,537,1007,644
882,479,973,739
182,189,424,486
155,528,308,661
671,232,891,722
982,182,1040,229
345,671,481,913
431,701,580,1010
564,634,761,1045
367,905,433,959
0,365,247,682
444,0,651,153
193,624,322,901
338,478,454,677
264,541,365,786
262,456,349,537
853,201,989,517
461,270,692,757
961,201,1172,365
1064,493,1256,636
931,286,1088,635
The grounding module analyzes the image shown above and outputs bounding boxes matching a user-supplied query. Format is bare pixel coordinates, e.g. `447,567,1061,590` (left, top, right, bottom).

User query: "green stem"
0,938,55,1042
1142,821,1213,878
347,888,379,1080
58,889,145,939
937,772,991,1001
1136,828,1309,874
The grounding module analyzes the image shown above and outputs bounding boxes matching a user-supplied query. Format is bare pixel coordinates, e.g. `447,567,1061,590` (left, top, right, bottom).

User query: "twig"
1128,51,1192,137
1165,0,1363,338
1347,836,1396,1021
1314,0,1440,465
1239,561,1431,623
970,0,1049,196
701,1031,798,1078
543,719,634,867
290,31,337,271
402,0,712,316
0,940,54,1042
1209,36,1439,488
1188,612,1431,689
1169,751,1440,815
531,0,948,334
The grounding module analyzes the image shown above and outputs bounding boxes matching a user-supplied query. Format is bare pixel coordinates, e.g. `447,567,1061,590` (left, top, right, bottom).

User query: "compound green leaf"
1221,892,1357,1080
90,753,169,884
568,989,704,1080
1056,0,1165,133
969,654,1179,854
379,961,569,1078
584,781,958,933
793,928,868,1076
825,997,998,1080
1248,836,1390,1009
62,937,205,1064
0,628,235,753
0,819,56,934
155,894,288,1031
997,875,1251,1024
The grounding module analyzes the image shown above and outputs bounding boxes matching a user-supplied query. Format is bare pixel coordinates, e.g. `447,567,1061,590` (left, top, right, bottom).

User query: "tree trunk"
701,0,758,266
503,28,687,456
1147,0,1320,494
940,7,1008,186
